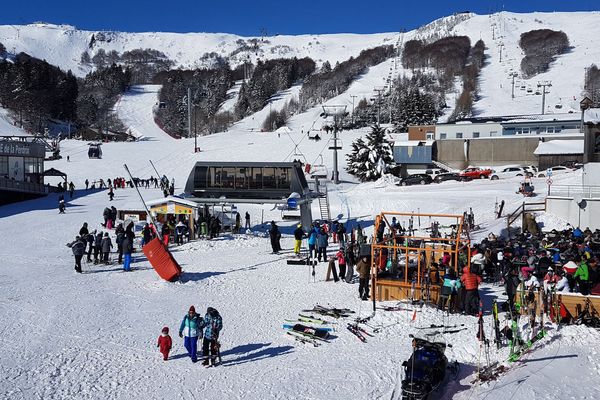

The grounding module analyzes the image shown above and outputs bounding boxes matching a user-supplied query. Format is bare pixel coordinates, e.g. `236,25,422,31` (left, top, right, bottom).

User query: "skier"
101,232,113,264
336,246,347,281
202,307,223,366
293,224,304,255
142,223,152,247
345,243,356,282
316,227,328,262
542,267,560,293
337,222,347,247
269,221,281,253
108,187,114,201
86,231,95,262
178,306,203,363
122,224,134,271
460,265,481,315
68,181,75,198
66,236,86,273
58,199,65,214
439,268,461,312
157,327,172,361
307,223,318,259
79,222,89,237
102,207,111,227
356,255,370,300
161,223,170,245
234,212,241,234
94,231,103,264
175,221,186,246
85,179,89,190
115,224,125,263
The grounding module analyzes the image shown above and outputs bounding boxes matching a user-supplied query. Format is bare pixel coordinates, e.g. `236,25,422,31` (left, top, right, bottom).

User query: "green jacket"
574,262,589,282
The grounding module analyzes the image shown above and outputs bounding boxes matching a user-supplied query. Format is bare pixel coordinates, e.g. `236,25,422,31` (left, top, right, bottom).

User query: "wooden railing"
506,201,547,233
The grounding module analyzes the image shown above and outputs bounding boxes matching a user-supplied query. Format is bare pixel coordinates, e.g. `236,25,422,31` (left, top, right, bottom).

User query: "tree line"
519,29,570,78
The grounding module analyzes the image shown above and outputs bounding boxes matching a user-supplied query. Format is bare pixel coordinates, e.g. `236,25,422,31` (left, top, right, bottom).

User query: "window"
456,132,463,139
209,167,222,188
24,157,41,174
0,156,7,176
490,131,498,137
473,132,480,138
263,168,277,189
545,126,555,134
221,167,236,188
277,168,291,189
235,168,247,189
194,166,208,188
426,132,434,140
439,133,447,140
249,167,262,189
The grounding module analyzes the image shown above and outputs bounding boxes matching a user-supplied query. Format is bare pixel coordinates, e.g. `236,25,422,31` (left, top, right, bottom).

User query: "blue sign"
287,197,298,209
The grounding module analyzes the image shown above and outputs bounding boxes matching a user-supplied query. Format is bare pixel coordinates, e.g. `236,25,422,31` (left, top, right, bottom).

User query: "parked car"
434,172,463,183
425,169,442,177
523,165,538,175
459,167,493,180
398,174,433,186
489,166,533,180
536,166,572,178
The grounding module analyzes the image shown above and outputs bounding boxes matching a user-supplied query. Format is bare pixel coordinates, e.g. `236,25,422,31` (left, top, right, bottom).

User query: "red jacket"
460,267,481,290
336,250,346,265
157,334,172,354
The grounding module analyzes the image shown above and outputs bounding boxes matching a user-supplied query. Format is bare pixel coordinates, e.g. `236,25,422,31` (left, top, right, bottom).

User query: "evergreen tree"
346,125,393,182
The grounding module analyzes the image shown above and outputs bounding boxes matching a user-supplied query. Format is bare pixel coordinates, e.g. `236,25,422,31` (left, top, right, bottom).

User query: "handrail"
0,177,49,194
506,201,546,231
549,185,600,199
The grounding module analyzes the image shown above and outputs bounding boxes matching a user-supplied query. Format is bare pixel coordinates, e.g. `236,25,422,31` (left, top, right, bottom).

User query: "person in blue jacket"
307,223,319,259
202,307,223,366
316,227,329,262
179,306,204,363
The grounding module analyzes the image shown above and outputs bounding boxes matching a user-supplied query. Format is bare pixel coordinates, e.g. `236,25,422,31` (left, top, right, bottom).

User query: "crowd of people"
371,220,600,318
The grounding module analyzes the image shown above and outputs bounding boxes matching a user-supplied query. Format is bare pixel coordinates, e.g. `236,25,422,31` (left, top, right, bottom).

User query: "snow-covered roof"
533,140,583,155
393,140,434,147
584,108,600,125
274,126,292,133
145,196,199,208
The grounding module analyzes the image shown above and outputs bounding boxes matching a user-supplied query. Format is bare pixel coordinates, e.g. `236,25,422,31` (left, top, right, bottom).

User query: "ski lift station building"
0,137,48,205
184,161,314,228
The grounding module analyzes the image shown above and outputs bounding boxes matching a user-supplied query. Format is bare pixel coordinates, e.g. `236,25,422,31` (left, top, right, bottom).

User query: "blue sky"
2,0,597,36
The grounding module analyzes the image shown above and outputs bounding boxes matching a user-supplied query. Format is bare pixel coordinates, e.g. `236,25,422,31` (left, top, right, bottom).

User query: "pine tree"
346,125,393,182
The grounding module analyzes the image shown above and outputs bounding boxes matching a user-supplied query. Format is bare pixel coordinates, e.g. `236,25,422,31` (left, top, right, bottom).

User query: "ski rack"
370,212,471,312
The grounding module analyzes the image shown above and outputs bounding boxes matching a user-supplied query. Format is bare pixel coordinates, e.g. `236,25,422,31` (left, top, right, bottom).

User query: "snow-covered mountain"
1,11,599,119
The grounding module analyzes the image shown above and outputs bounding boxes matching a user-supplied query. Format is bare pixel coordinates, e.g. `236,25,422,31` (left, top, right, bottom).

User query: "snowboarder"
66,236,86,273
269,221,281,253
202,307,223,366
157,326,172,361
178,306,203,363
244,211,251,230
101,232,113,264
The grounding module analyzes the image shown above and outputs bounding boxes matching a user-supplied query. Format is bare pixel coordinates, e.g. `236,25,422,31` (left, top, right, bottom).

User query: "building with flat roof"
0,137,48,205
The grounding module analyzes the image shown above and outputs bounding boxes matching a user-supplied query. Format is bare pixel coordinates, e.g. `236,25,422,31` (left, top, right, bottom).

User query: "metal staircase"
431,160,456,172
318,185,331,221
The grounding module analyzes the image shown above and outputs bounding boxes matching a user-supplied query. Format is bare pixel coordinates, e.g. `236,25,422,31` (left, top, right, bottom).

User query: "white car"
536,166,572,178
490,166,533,180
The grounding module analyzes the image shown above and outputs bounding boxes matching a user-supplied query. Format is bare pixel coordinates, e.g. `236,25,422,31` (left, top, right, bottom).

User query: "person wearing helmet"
293,224,305,255
543,266,560,293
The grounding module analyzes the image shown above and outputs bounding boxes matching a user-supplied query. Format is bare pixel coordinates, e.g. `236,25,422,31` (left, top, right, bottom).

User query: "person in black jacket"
94,231,103,264
269,221,281,253
67,236,86,273
122,224,135,271
79,222,89,237
86,231,95,262
115,224,125,263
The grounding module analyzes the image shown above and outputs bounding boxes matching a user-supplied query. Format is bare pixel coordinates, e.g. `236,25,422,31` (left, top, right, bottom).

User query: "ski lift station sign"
0,141,45,158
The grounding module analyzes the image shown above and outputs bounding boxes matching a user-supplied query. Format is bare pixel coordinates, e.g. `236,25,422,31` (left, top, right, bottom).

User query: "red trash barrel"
143,237,182,282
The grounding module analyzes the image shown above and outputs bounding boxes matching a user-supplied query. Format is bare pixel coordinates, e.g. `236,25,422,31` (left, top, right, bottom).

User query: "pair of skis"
346,323,372,343
302,305,354,319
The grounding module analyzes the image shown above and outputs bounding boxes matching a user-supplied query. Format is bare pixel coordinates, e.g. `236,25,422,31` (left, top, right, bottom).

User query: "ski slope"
3,78,600,399
0,107,30,136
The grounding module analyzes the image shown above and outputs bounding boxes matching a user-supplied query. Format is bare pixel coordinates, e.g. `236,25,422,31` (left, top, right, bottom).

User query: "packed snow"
2,82,600,400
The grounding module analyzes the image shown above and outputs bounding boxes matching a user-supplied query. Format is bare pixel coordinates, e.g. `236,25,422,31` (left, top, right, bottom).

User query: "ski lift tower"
321,104,346,184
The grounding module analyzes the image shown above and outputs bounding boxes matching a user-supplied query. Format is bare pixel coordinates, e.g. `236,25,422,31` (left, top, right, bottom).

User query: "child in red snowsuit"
157,326,172,361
